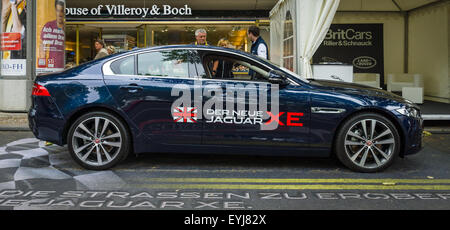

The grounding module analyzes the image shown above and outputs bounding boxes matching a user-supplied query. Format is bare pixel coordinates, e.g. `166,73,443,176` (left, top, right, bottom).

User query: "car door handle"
120,84,143,93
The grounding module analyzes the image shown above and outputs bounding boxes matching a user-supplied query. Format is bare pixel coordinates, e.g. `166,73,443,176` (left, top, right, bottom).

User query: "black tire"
67,111,131,170
335,112,401,173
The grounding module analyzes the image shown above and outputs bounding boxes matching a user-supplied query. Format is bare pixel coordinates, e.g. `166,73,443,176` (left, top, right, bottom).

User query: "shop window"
282,11,294,72
110,55,135,75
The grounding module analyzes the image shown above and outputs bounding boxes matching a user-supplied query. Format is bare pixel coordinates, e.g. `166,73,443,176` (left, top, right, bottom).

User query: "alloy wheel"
71,116,122,167
344,119,396,169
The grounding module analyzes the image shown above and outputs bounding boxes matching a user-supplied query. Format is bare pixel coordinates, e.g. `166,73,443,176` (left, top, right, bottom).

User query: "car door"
198,51,310,149
103,49,202,147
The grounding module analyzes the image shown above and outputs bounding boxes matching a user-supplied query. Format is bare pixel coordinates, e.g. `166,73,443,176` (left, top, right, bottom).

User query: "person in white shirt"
248,25,268,60
248,26,269,79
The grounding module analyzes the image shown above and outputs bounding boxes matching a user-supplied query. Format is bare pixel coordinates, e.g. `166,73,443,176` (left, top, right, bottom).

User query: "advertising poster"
36,0,65,74
313,24,385,84
1,0,27,76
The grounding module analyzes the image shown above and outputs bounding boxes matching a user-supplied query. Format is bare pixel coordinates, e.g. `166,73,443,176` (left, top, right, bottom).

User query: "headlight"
396,107,420,118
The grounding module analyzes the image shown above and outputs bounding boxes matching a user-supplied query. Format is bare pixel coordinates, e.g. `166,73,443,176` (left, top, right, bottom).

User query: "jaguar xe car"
28,45,423,172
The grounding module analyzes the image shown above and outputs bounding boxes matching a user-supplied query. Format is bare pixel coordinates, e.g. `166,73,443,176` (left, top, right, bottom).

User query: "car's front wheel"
335,113,401,173
67,111,130,170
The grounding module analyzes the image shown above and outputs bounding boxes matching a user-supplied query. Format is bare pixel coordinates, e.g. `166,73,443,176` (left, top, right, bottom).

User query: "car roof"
67,44,307,86
122,44,255,59
112,44,279,70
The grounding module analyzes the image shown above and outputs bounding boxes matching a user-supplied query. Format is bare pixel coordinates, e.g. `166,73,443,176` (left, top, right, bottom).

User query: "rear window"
110,56,135,75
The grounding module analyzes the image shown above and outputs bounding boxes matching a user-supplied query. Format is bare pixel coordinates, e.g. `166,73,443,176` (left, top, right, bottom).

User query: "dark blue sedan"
28,45,423,172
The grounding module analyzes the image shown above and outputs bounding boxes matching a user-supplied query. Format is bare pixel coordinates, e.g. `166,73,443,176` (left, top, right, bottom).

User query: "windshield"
279,66,310,83
249,55,309,83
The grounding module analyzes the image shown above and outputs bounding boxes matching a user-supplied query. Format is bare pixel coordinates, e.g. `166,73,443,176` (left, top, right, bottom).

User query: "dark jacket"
250,36,269,79
250,37,269,60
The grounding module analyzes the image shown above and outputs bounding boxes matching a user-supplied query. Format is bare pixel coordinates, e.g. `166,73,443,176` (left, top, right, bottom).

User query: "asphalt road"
0,131,449,210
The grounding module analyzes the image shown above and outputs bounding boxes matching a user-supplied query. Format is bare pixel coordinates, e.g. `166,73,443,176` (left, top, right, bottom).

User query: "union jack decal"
172,107,198,123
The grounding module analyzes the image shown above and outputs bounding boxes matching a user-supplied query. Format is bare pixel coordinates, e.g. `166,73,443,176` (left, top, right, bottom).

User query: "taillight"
32,83,51,97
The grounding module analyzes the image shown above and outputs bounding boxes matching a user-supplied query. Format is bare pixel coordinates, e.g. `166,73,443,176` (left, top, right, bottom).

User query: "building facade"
0,0,275,112
0,0,448,113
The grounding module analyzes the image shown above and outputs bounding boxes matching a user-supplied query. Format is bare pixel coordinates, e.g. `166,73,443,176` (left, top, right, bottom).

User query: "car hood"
308,79,409,104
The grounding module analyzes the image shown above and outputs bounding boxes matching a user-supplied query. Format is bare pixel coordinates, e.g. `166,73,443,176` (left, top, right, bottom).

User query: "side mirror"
268,70,289,86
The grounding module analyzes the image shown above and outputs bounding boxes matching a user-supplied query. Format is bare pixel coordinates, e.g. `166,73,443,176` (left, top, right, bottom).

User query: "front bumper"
402,115,424,156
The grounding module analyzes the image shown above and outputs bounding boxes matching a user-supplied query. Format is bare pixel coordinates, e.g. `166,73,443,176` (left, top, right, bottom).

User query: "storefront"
0,0,33,111
0,0,274,112
64,0,272,67
1,0,447,113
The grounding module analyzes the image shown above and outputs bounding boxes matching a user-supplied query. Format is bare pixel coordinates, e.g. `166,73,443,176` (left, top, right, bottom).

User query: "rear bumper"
28,96,66,146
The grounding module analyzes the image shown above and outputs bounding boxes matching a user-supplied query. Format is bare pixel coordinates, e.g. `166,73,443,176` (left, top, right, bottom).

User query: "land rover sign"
353,56,377,69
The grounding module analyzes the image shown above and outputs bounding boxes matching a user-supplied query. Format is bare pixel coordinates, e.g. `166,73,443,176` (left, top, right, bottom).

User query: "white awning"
338,0,441,11
271,0,442,15
270,0,340,78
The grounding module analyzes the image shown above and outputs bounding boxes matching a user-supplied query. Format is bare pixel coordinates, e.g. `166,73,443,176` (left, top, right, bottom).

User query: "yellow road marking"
382,182,397,186
138,178,450,184
130,178,450,190
133,183,450,190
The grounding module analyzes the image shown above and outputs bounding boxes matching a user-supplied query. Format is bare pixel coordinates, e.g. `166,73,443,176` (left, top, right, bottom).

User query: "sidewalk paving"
0,112,29,130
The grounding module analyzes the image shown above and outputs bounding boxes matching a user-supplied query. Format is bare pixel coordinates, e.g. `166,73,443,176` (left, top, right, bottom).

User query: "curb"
0,127,31,131
0,112,29,131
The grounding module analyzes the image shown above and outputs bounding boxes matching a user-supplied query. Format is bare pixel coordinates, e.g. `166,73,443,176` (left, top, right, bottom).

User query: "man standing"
192,28,219,76
192,28,208,46
248,26,268,60
248,26,269,80
94,39,108,60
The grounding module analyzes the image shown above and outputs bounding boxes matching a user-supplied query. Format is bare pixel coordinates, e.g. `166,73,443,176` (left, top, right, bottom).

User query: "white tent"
337,0,441,11
270,0,340,79
269,0,445,77
270,0,449,103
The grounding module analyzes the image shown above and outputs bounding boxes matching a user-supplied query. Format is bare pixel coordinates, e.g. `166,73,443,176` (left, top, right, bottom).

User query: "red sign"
1,33,22,51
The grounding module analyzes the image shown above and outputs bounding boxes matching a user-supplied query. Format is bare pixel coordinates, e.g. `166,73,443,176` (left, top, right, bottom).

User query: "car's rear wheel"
335,113,401,173
67,111,130,170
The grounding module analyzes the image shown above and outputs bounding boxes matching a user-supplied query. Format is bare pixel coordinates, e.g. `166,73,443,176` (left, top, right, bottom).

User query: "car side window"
195,62,207,79
110,56,135,75
203,54,271,82
137,50,200,78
